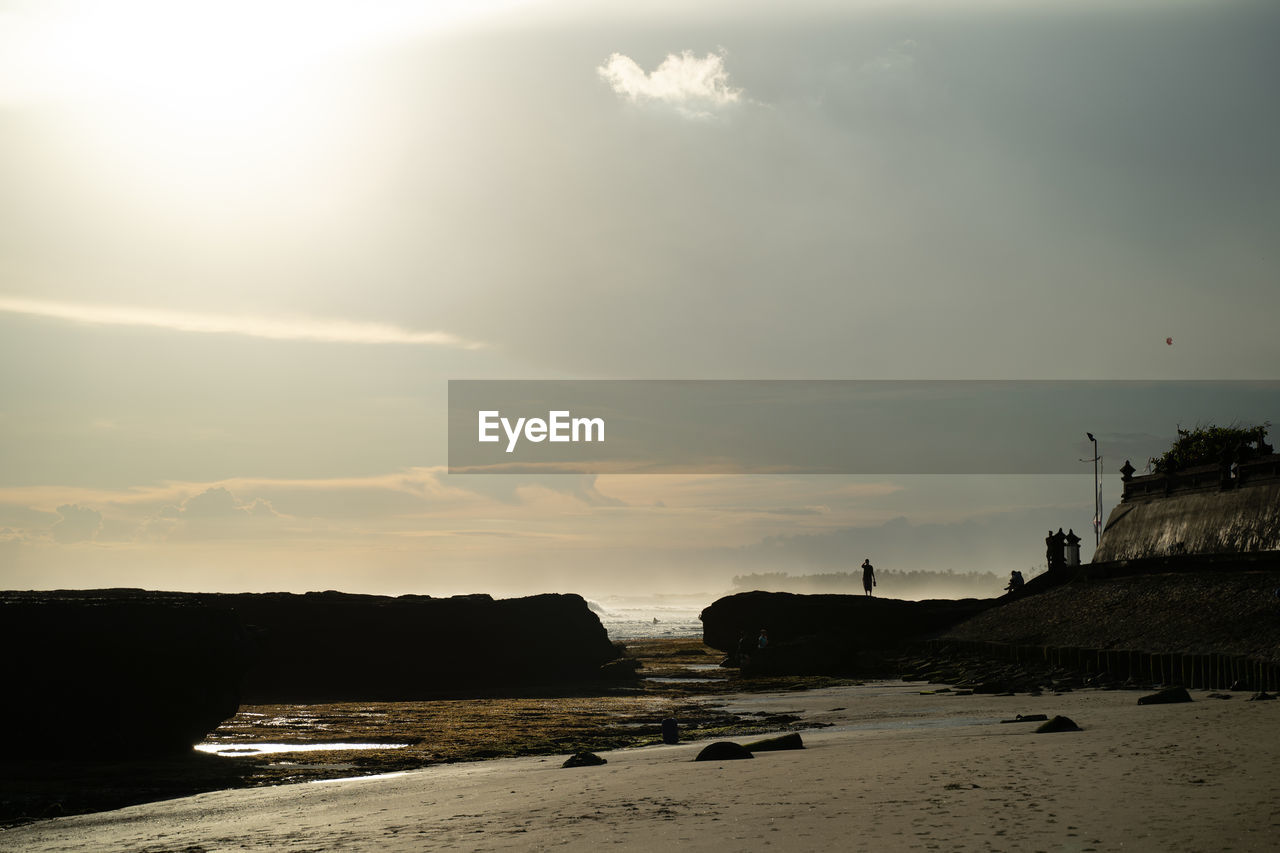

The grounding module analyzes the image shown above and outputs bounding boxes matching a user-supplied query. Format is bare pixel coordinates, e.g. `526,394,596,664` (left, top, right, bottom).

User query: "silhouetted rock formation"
943,570,1280,665
700,591,994,675
2,588,620,757
1,589,251,758
193,590,619,703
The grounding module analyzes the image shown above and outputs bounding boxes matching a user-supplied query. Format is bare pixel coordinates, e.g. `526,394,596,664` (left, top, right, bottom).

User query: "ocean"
587,596,707,641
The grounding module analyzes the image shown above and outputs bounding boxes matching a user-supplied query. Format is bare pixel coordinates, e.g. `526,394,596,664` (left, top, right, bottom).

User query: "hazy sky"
2,0,1277,597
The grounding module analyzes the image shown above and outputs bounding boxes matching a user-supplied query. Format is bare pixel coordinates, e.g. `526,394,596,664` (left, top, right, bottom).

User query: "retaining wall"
1095,481,1280,561
926,637,1280,692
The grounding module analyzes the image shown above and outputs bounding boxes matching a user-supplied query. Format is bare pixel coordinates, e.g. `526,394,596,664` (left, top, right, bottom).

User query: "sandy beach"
6,682,1277,852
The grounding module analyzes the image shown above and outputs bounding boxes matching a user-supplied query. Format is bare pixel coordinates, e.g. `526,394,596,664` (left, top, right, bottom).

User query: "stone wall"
1094,480,1280,562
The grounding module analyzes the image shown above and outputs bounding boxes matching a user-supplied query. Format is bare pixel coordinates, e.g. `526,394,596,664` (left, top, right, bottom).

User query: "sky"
1,0,1277,598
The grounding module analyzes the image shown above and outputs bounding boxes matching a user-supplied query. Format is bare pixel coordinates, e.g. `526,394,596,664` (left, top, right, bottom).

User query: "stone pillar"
1064,528,1082,567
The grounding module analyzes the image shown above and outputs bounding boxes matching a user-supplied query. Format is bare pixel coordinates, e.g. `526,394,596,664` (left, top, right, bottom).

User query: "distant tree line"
730,568,1012,599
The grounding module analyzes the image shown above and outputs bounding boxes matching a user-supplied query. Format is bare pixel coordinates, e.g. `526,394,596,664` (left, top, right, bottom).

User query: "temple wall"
1094,480,1280,562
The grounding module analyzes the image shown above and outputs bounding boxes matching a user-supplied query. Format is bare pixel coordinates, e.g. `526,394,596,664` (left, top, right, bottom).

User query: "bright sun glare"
2,1,467,110
0,1,491,202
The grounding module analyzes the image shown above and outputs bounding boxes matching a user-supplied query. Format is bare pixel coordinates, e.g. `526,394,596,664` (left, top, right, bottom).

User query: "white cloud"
137,487,285,542
598,50,742,116
0,297,485,349
51,504,102,543
180,484,277,517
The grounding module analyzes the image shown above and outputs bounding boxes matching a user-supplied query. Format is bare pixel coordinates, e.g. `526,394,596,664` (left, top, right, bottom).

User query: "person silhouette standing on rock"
862,558,876,596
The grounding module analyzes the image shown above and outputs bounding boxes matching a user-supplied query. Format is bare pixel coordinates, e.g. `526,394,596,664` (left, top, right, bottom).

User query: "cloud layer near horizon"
0,468,1097,596
0,297,484,349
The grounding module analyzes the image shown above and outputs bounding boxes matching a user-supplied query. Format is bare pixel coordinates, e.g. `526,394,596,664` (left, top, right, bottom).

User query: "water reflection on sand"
195,742,408,757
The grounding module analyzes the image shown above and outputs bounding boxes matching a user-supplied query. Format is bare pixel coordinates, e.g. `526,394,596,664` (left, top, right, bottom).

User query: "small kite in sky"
1166,337,1173,345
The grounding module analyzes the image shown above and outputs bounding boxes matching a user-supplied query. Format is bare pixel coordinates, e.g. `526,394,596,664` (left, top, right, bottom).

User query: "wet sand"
6,682,1277,851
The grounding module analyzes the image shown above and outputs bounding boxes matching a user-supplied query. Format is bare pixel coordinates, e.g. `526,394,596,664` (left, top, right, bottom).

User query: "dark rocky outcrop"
190,590,619,703
898,649,1063,695
1,588,619,757
1,590,252,758
943,571,1280,666
695,741,754,761
701,591,994,675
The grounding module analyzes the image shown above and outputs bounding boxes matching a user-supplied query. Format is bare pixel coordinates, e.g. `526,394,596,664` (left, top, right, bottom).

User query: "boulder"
1035,715,1081,733
695,741,754,761
744,733,804,752
563,752,607,768
1137,687,1193,705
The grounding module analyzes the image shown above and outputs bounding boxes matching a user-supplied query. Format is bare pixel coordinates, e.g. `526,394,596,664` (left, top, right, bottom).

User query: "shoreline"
6,680,1277,850
1,638,814,826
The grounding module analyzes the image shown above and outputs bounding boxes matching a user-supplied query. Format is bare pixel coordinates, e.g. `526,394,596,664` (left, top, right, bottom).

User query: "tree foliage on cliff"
1148,422,1272,474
